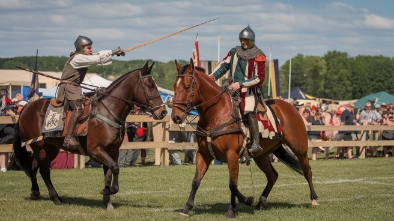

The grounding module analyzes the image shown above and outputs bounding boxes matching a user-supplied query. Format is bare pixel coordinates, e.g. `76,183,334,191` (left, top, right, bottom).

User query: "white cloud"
363,14,394,29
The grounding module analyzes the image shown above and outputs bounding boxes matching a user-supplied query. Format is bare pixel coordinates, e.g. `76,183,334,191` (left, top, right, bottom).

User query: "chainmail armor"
235,46,265,60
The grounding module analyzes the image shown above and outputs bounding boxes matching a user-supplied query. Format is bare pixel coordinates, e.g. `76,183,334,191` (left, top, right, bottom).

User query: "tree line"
1,50,393,100
277,51,394,100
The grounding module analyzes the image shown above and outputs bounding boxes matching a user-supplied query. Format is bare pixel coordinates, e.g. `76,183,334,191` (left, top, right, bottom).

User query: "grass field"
1,156,393,221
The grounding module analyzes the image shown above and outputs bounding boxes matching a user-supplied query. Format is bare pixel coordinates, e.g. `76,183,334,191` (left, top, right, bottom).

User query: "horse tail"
273,145,303,175
12,119,32,177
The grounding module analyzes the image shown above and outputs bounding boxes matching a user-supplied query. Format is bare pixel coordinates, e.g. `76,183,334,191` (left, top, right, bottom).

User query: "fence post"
73,154,85,169
153,121,168,166
359,129,367,159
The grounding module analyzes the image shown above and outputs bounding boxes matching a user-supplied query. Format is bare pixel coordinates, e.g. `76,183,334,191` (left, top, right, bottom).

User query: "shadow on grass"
172,201,312,216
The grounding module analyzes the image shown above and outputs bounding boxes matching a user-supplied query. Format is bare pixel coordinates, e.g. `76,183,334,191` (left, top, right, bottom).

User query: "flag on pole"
27,49,39,102
192,34,200,67
269,59,280,98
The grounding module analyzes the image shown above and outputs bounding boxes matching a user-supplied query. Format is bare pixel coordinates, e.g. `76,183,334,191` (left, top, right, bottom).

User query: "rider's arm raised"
70,50,113,69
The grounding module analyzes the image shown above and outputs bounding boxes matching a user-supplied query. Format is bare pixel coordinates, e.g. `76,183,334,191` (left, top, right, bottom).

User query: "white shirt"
70,50,113,69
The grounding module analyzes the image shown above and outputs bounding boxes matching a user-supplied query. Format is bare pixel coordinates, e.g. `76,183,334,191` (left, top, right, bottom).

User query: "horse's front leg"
180,151,212,217
101,165,115,209
90,148,119,209
225,150,254,218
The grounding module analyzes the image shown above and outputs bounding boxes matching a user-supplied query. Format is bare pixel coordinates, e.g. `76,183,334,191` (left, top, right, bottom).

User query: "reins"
89,70,164,130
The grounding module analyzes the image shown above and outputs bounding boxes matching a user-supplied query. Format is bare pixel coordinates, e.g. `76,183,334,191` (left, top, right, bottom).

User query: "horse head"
103,61,167,120
133,61,167,119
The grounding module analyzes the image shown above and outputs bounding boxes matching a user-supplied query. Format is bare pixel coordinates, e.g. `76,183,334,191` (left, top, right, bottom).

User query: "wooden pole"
123,17,219,53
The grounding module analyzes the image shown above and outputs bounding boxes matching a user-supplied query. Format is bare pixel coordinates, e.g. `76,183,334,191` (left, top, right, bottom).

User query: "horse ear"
188,58,194,74
141,61,149,74
189,58,194,68
147,62,155,75
175,60,182,73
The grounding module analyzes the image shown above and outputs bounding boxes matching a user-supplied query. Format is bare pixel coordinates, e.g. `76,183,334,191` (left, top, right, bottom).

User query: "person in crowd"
321,109,334,159
56,35,125,150
16,100,27,114
336,103,358,159
306,111,324,161
0,89,16,172
381,112,393,157
377,103,387,116
302,108,311,122
184,132,196,164
359,101,382,125
386,104,393,114
209,25,266,153
118,104,148,167
168,131,184,165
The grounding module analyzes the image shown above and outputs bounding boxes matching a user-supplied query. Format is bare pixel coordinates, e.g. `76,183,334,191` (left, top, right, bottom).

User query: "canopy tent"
280,86,314,100
354,91,394,109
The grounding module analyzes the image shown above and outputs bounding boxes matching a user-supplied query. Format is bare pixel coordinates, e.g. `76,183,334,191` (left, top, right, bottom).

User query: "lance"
16,66,96,91
123,17,220,53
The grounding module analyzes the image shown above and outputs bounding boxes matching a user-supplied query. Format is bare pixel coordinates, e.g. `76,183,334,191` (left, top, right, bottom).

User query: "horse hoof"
30,191,40,200
256,196,268,210
53,198,63,205
312,199,319,206
179,212,190,217
106,202,114,209
225,205,237,218
225,211,236,219
245,196,254,206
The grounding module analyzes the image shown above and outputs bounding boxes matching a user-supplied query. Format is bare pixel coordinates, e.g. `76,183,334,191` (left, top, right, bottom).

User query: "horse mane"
105,67,142,92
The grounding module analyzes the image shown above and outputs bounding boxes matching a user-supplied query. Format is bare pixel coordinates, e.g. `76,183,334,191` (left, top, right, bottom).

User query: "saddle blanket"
42,104,64,133
42,99,89,137
256,108,282,139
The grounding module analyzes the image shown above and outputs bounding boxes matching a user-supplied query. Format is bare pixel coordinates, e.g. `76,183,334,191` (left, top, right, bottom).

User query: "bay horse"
172,59,318,218
13,61,167,209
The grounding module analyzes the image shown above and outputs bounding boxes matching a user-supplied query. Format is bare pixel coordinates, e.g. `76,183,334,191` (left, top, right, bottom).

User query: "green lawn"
1,157,393,221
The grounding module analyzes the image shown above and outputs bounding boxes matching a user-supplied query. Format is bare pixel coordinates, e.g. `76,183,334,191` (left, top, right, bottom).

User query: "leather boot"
247,113,262,153
63,111,80,150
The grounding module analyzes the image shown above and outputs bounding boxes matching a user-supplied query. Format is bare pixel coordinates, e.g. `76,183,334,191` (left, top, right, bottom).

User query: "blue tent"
280,86,313,100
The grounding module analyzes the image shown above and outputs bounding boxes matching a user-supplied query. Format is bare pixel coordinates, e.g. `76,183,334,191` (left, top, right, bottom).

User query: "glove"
112,46,125,56
136,127,146,137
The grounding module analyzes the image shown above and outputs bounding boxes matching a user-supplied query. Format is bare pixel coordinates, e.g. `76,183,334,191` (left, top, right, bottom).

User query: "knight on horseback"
56,35,126,150
209,25,266,153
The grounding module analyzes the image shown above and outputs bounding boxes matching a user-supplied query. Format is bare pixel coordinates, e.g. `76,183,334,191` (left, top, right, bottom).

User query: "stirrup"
63,136,80,150
250,142,262,153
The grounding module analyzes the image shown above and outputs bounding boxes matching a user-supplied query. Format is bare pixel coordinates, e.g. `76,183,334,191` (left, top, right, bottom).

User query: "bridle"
172,68,226,122
92,70,164,128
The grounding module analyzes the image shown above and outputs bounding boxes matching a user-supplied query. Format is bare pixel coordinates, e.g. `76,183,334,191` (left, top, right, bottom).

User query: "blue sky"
0,0,393,66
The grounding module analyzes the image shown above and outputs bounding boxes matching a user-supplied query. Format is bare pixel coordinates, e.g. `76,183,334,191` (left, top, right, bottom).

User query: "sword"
16,66,96,90
123,17,220,53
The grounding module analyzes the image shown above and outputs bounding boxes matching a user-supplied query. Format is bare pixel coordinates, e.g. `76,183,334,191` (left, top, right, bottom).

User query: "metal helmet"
239,25,255,48
74,35,93,53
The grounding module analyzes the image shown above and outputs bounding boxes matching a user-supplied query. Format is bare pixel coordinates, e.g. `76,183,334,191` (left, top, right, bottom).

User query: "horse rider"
209,25,266,153
56,35,126,150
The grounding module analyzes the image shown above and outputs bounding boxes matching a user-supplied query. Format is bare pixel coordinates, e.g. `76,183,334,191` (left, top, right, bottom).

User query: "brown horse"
13,61,167,209
172,59,318,218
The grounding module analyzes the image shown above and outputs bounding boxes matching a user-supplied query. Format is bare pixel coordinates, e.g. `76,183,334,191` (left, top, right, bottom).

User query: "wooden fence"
1,115,394,168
